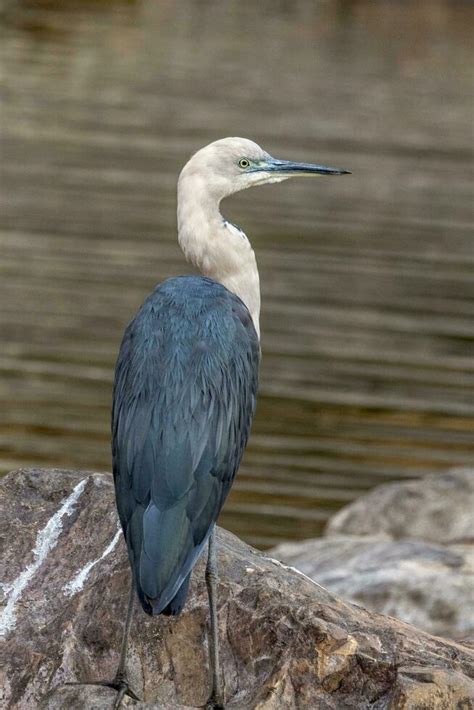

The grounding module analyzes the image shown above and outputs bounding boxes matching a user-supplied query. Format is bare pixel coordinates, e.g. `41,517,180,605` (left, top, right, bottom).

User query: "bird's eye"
238,158,250,169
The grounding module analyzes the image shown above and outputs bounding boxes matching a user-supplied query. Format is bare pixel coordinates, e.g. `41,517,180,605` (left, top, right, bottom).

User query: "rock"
326,467,474,544
271,468,474,640
1,468,474,709
270,536,474,639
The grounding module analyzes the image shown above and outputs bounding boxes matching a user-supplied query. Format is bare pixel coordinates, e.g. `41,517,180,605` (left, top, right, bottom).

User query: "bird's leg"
205,528,224,710
110,577,137,708
65,577,139,707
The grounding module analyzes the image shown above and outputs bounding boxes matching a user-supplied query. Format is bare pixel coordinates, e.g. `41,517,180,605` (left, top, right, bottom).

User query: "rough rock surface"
271,536,474,639
326,467,474,543
1,468,474,709
272,468,474,640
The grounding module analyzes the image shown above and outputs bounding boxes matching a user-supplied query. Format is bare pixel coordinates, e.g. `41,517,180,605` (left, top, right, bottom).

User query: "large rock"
326,467,474,543
270,536,474,640
1,468,474,709
271,468,474,640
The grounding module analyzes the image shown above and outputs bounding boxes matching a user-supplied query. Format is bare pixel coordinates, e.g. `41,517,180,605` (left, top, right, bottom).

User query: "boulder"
270,536,474,639
326,467,474,544
271,468,474,640
1,468,474,709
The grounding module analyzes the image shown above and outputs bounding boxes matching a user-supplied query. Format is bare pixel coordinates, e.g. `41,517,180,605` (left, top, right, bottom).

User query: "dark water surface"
1,0,473,546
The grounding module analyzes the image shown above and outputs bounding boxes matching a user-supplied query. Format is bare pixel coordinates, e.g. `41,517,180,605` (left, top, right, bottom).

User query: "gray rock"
271,535,474,639
1,468,474,709
271,468,474,640
326,467,474,543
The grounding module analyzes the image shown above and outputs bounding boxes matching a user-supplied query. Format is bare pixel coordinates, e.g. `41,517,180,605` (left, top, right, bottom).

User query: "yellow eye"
238,158,250,169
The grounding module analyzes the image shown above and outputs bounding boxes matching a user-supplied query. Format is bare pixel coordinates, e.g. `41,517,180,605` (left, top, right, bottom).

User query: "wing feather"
112,276,259,615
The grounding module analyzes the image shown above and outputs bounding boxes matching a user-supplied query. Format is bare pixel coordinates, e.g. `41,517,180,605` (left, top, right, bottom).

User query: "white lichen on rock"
0,478,87,636
63,524,121,597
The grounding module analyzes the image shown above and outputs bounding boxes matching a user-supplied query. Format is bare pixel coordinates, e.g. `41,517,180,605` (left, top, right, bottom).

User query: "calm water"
0,0,473,547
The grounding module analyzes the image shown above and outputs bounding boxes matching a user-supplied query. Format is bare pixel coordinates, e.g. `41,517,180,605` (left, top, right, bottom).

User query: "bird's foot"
205,693,225,710
110,672,139,709
65,672,140,708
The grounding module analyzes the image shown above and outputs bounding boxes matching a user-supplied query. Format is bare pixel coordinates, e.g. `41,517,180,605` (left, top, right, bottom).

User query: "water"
0,0,473,547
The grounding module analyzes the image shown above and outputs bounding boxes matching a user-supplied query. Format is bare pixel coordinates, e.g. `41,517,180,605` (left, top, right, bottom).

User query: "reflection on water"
0,0,473,546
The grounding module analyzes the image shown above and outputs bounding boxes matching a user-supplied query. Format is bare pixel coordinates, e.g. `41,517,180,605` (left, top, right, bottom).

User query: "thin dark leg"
205,528,224,709
112,577,136,708
65,577,139,707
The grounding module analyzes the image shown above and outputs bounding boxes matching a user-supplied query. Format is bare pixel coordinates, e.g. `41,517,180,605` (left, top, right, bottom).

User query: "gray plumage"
112,275,260,616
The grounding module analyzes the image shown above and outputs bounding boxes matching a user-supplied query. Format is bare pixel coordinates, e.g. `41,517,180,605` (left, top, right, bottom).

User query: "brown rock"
270,536,474,639
272,469,474,640
326,467,474,543
1,468,474,709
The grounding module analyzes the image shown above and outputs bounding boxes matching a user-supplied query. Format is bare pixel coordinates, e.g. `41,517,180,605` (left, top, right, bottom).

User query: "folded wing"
112,277,259,615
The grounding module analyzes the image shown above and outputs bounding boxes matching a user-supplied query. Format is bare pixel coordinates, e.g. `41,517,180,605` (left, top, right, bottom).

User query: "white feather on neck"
177,171,261,338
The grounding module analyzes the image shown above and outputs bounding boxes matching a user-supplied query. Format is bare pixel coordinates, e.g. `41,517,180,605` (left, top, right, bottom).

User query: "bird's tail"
161,573,192,616
126,498,212,617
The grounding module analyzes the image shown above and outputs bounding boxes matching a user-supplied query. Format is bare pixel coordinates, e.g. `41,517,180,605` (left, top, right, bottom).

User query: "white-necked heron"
93,137,349,708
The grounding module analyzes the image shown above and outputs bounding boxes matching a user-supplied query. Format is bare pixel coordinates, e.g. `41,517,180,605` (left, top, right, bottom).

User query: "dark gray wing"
112,276,259,615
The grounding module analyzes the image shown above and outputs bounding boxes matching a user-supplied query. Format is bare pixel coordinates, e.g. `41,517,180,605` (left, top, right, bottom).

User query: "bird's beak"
254,158,351,176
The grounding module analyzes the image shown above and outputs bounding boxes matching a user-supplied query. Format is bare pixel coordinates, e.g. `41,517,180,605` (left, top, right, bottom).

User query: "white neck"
177,174,261,338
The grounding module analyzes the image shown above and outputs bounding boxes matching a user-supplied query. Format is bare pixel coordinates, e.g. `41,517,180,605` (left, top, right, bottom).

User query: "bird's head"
179,137,350,202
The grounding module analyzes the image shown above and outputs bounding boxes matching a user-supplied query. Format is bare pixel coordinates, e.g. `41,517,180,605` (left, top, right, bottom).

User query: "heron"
106,137,350,708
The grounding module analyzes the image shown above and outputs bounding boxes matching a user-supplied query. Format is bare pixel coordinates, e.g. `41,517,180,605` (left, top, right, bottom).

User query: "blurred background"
0,0,472,548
